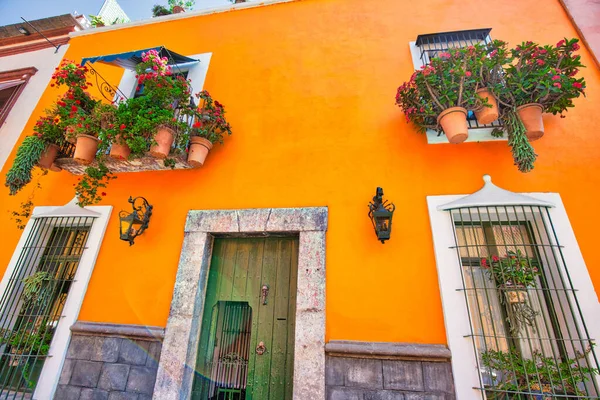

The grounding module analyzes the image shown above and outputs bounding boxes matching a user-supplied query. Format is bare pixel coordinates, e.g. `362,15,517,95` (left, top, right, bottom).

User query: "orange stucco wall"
1,0,599,346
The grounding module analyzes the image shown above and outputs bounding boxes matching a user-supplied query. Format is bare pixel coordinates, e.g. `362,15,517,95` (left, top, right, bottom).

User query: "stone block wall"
54,322,164,400
325,341,455,400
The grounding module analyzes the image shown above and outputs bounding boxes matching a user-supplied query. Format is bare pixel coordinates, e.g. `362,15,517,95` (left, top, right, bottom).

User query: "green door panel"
191,237,298,400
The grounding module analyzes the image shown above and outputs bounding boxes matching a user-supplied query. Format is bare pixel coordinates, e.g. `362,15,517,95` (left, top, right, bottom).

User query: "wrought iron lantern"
119,197,153,245
368,187,395,244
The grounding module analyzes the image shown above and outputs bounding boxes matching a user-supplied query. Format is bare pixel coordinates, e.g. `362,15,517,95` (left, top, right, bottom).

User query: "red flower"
481,258,489,269
71,105,78,112
573,82,583,89
551,75,560,81
492,255,499,262
119,124,126,130
193,121,201,128
553,82,562,88
101,192,107,196
75,100,81,104
572,42,580,51
536,59,545,66
556,39,566,48
465,71,472,77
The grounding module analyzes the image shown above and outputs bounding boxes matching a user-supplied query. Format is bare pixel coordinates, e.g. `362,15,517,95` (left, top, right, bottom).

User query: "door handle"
256,341,266,355
261,284,269,305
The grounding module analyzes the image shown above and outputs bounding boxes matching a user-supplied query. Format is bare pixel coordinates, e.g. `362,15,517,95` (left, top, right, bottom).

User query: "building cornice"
70,0,301,38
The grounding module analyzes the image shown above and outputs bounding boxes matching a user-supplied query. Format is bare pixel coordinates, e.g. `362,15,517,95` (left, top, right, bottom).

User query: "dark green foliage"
481,348,599,398
5,136,46,195
152,4,171,16
503,110,537,173
75,163,116,207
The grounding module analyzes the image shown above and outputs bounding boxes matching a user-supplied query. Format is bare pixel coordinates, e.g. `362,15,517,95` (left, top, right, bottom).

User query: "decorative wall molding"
70,321,165,341
326,340,451,361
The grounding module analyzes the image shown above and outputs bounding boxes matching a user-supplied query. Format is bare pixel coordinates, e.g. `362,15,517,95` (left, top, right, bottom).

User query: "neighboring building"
97,0,130,25
0,14,83,170
0,1,599,399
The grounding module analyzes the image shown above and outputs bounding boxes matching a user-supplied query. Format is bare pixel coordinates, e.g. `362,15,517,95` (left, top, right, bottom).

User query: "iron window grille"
449,205,600,399
414,28,503,131
0,216,93,398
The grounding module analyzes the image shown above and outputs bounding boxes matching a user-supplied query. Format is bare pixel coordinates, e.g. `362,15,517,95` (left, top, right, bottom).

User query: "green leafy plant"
75,163,116,207
88,15,105,27
0,327,53,355
184,90,232,144
22,271,53,307
152,4,172,16
5,136,46,196
481,347,599,398
481,250,540,288
395,45,487,133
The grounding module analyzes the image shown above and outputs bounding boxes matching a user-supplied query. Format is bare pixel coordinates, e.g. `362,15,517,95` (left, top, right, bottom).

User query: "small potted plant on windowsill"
169,0,194,13
481,348,599,399
481,250,540,333
183,90,232,167
89,15,106,28
396,46,487,144
498,38,586,142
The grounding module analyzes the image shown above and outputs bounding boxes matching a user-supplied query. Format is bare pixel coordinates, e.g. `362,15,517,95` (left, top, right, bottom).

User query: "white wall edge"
70,0,301,38
426,128,507,144
427,192,600,398
33,205,113,399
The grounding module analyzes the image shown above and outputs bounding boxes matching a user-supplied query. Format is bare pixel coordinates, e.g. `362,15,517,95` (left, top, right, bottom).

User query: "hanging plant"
5,136,47,196
75,163,115,207
22,271,53,307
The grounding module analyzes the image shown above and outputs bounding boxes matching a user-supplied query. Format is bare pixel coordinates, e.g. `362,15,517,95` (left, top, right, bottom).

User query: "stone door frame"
153,207,327,400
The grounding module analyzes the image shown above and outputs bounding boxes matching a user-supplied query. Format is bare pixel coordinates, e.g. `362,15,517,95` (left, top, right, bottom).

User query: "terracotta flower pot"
149,126,175,159
187,137,213,167
474,88,499,125
437,107,468,144
517,103,544,141
73,134,100,165
38,144,60,170
110,135,131,160
172,5,185,13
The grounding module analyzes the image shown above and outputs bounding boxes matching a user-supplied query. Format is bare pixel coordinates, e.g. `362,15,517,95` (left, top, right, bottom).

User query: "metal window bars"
449,205,600,399
192,302,253,400
414,28,503,130
0,216,93,399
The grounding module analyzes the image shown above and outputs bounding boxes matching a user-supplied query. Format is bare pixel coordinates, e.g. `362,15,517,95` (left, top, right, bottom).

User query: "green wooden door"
191,237,298,400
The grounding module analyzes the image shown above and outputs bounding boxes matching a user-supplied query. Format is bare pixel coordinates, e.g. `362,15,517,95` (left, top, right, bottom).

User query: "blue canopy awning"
81,47,198,70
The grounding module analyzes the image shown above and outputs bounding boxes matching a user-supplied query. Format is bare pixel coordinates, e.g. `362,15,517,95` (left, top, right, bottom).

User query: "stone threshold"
325,340,451,362
54,153,195,175
71,321,165,341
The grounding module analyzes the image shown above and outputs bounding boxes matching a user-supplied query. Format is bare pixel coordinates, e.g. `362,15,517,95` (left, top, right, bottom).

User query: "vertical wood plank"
245,238,265,400
285,239,299,399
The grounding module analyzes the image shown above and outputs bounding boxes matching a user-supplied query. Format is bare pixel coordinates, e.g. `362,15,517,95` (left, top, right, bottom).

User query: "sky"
0,0,235,26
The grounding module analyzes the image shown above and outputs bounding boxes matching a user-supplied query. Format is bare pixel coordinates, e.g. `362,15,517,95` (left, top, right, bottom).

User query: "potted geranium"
499,38,586,141
396,46,486,143
184,90,232,167
52,60,100,164
135,49,191,158
32,110,64,171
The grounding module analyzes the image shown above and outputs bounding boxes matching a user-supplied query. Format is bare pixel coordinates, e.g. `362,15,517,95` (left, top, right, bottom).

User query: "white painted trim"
1,205,114,399
115,52,211,100
0,45,70,170
425,128,507,144
70,0,300,38
427,193,600,399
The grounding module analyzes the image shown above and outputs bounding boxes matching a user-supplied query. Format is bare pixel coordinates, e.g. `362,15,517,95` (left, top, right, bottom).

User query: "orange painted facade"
1,0,599,348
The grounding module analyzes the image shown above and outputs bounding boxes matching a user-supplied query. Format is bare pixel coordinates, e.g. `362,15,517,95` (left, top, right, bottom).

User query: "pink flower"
573,82,583,89
556,39,566,48
552,75,561,81
492,255,499,262
465,71,472,77
569,68,579,77
490,49,498,57
536,59,545,66
572,42,580,51
553,82,562,88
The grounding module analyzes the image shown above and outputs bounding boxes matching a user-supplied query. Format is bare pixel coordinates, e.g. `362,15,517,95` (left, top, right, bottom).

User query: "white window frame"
114,52,212,102
427,192,600,399
408,37,506,145
0,200,112,399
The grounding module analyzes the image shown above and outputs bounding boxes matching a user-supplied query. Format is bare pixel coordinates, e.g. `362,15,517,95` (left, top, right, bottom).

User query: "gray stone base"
325,341,455,400
54,321,165,400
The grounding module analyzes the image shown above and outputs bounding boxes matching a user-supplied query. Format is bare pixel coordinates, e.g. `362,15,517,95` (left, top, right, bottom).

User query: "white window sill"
426,127,507,144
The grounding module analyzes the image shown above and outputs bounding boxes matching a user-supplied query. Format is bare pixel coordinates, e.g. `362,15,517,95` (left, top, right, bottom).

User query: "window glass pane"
455,225,489,258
